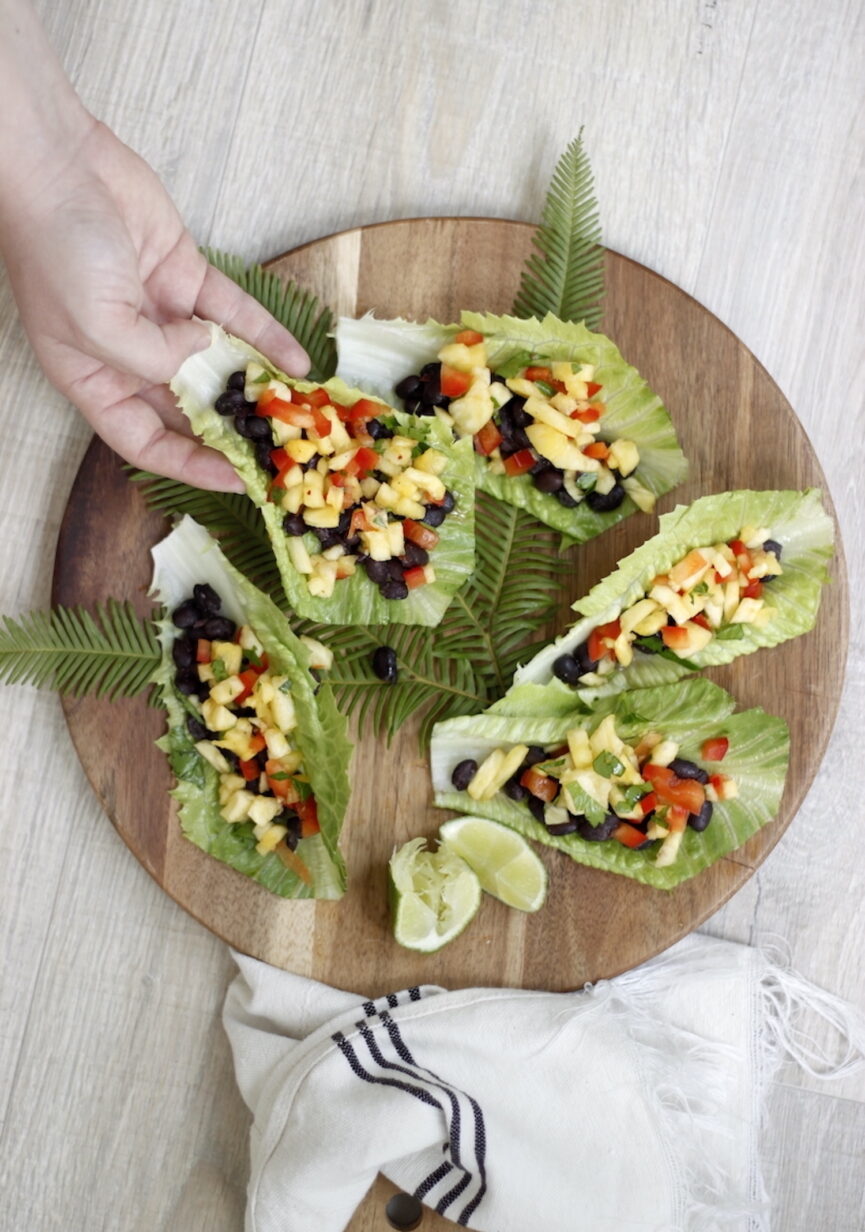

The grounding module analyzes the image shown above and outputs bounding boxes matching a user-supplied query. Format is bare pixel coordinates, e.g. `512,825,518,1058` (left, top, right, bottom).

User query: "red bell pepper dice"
453,329,484,346
440,365,472,398
503,448,536,477
701,737,729,762
519,767,559,802
474,421,503,455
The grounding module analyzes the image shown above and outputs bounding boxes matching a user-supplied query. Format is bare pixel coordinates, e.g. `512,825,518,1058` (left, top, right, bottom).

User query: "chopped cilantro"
593,750,624,778
534,380,556,397
278,680,293,694
495,349,534,379
565,781,606,825
211,658,228,682
576,472,597,491
617,782,651,812
716,624,746,641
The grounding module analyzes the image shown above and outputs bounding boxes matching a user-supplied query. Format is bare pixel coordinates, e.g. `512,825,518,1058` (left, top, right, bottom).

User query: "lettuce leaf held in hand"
500,487,835,708
431,677,790,891
151,516,351,899
170,324,475,627
336,310,688,542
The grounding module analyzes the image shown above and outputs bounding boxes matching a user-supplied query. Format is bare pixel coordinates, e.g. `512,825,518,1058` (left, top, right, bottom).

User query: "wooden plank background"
0,2,863,1229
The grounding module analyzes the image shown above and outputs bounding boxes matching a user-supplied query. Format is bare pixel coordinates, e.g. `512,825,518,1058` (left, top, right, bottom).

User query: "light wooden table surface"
1,2,863,1230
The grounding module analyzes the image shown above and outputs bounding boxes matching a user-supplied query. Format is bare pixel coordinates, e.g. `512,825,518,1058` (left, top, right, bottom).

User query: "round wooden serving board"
55,219,847,996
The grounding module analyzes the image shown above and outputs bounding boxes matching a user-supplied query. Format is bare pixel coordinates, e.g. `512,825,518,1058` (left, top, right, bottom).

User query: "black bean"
422,505,446,528
504,776,528,803
587,483,626,513
556,487,579,508
533,466,563,494
227,370,246,392
174,668,200,696
172,599,200,629
439,490,456,514
508,397,531,428
372,645,398,684
381,578,409,600
195,680,211,702
575,639,600,675
314,527,342,550
547,815,580,836
172,636,195,669
283,513,307,536
276,809,301,850
337,509,353,536
668,758,710,785
256,440,278,475
523,745,547,768
576,812,621,842
762,538,782,560
527,794,547,824
403,541,429,568
497,403,517,441
344,533,362,554
367,418,393,440
552,652,582,685
511,428,532,452
420,372,448,408
403,398,425,416
187,715,210,742
689,800,714,831
193,583,221,614
451,759,477,791
215,389,246,416
381,558,403,581
221,748,240,773
202,616,236,640
395,374,422,401
245,774,261,796
235,706,257,718
236,414,273,442
530,457,551,475
364,558,390,584
420,362,441,379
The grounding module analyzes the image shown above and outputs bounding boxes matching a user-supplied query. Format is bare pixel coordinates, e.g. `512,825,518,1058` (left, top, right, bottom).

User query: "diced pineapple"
465,748,505,799
605,439,640,478
264,726,291,759
404,467,446,501
270,685,297,734
392,473,420,500
505,377,541,399
566,727,593,770
646,820,670,841
325,485,345,512
328,448,357,471
194,741,232,774
753,604,775,627
552,360,595,399
287,537,313,574
197,662,215,684
384,437,415,465
488,381,511,409
620,598,662,636
422,565,436,585
201,698,236,731
731,597,764,624
669,549,713,592
740,525,771,550
248,796,284,829
678,621,714,654
216,725,260,762
336,555,358,579
221,789,256,823
394,497,426,519
714,774,739,801
322,544,345,561
550,392,579,416
308,560,338,598
723,577,742,622
438,340,487,371
281,484,304,514
622,476,656,513
308,431,335,456
467,745,529,800
648,583,693,627
524,396,582,440
361,529,392,561
612,632,634,666
300,636,334,671
238,625,264,655
255,823,288,855
649,739,679,767
243,361,267,401
387,521,405,557
304,506,340,529
217,773,245,805
414,448,448,476
711,550,733,578
285,438,318,464
271,418,302,446
449,375,495,436
526,422,595,472
594,468,617,495
323,410,352,452
302,471,325,508
374,482,399,510
209,674,245,706
655,828,685,867
748,549,783,579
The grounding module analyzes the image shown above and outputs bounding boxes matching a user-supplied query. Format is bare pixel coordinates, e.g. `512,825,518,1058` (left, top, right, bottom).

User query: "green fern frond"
512,131,605,328
202,248,337,381
0,601,160,698
127,471,287,605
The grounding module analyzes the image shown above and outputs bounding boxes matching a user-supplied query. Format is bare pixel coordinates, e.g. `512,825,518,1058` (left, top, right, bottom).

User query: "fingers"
80,308,212,387
194,263,310,376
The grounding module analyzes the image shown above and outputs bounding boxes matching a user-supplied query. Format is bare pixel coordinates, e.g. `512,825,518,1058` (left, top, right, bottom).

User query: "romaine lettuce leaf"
509,487,835,703
171,324,475,626
151,516,351,898
431,678,789,890
336,310,688,541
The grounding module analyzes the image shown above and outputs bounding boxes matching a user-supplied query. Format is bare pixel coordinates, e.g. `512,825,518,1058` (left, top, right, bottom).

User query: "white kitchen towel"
223,933,865,1232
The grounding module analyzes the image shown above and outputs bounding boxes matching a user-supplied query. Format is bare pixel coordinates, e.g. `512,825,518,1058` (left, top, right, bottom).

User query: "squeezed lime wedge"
389,837,482,952
438,815,548,913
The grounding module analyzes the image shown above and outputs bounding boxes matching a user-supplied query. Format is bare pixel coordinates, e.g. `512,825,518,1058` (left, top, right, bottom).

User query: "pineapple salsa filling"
393,329,655,514
552,528,784,687
170,582,331,863
214,364,458,602
450,715,737,869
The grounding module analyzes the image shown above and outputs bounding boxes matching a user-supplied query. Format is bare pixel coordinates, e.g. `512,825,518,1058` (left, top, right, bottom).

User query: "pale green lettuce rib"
431,677,789,890
151,517,350,899
509,487,835,704
336,310,688,541
171,324,475,626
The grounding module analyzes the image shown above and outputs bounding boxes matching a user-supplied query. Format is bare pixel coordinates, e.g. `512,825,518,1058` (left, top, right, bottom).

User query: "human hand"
0,113,309,492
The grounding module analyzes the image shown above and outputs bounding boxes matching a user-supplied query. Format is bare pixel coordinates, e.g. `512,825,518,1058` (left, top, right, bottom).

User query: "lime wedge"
389,837,482,952
438,816,548,913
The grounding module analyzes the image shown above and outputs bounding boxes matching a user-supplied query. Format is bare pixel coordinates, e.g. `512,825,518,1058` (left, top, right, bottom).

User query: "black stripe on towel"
331,1031,444,1113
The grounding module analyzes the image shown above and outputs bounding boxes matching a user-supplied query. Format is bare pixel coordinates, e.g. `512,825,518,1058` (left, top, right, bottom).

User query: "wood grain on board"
54,219,846,1002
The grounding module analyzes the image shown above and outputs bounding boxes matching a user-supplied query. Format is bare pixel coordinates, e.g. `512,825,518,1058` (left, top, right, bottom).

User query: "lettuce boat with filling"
431,678,789,890
171,325,475,626
336,310,688,540
151,516,351,898
500,487,834,707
